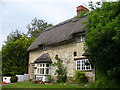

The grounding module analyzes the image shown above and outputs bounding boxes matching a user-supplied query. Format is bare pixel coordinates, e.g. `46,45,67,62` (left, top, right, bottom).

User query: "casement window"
76,59,92,71
35,63,50,75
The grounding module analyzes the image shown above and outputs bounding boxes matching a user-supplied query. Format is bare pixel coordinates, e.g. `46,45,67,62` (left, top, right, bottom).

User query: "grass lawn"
2,81,88,88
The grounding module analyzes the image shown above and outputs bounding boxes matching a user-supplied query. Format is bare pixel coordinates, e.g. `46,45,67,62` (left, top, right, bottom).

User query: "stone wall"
28,41,95,82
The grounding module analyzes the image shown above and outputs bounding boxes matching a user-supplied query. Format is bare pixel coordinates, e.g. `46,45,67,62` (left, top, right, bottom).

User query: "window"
76,59,92,71
76,35,85,43
36,63,50,75
74,51,77,56
81,35,85,42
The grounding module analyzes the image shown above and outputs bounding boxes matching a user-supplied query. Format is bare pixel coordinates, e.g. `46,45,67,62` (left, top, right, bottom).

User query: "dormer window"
76,35,85,43
81,35,85,42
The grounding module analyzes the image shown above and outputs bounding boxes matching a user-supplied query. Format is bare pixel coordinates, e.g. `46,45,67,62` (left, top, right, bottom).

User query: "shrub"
47,75,52,82
57,75,67,83
89,76,119,88
74,71,88,83
10,76,18,83
29,79,32,81
67,76,75,83
107,65,120,84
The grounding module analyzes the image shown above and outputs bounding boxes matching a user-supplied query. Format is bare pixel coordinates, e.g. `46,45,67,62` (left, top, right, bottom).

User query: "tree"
5,30,24,43
27,18,53,38
2,36,34,75
85,1,120,85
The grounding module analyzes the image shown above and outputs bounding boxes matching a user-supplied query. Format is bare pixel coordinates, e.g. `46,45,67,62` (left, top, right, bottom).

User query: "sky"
0,0,118,49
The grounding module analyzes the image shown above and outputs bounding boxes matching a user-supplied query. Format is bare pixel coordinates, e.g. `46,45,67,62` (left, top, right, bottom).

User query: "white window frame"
76,59,92,71
76,35,85,42
80,35,85,42
35,63,50,75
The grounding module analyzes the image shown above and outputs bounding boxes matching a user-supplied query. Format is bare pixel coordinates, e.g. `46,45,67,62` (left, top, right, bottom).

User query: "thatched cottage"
27,5,95,82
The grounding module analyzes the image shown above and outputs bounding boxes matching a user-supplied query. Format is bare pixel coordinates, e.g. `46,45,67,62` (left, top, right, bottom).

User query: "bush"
57,75,67,83
107,65,120,84
10,76,18,83
89,76,119,88
67,76,75,83
47,75,52,82
29,79,32,81
74,71,88,83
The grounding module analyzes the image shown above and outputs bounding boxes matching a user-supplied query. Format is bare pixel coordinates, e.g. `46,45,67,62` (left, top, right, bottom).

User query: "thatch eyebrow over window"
34,53,52,63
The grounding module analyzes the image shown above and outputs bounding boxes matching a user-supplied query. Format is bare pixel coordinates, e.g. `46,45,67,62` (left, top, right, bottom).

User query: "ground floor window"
76,59,92,71
35,63,50,75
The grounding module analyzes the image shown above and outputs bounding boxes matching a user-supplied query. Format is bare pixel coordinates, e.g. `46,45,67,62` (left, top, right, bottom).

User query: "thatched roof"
34,53,52,63
28,17,87,51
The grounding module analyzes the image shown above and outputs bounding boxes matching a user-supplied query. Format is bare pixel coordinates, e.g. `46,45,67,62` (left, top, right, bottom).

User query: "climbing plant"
52,55,67,82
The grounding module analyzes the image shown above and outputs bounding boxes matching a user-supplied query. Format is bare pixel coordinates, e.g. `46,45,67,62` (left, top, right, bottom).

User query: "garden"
2,80,88,88
1,71,90,88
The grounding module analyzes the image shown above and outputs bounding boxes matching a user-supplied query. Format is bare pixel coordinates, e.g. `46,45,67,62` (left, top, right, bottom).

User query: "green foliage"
10,76,18,83
85,1,120,87
47,75,52,82
52,55,67,82
29,79,32,81
5,30,24,43
88,1,101,11
107,65,120,83
54,55,66,75
89,70,119,88
67,76,75,83
2,80,83,88
56,75,67,83
74,71,88,83
2,36,34,76
75,11,88,18
27,18,53,38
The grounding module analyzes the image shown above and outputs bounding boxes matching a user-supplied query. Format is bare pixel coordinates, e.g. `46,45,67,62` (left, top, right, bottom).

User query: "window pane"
46,64,49,67
76,59,92,71
37,64,39,67
37,68,39,74
77,67,80,70
86,67,90,69
46,68,49,74
43,64,45,67
77,61,80,63
40,64,42,67
40,68,44,74
81,35,85,42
